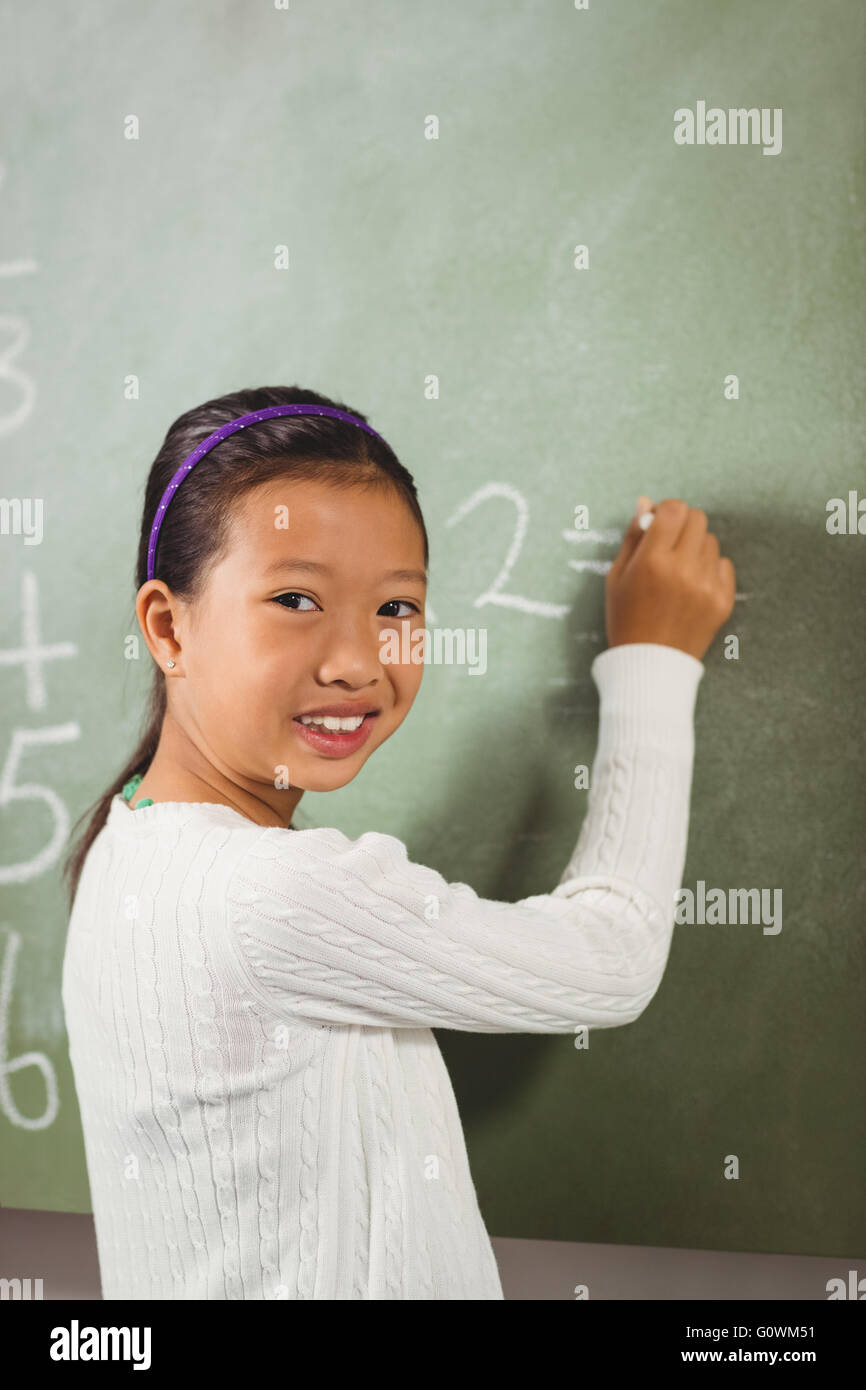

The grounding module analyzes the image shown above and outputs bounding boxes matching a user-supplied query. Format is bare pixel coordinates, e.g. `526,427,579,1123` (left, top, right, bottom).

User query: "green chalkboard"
1,0,863,1260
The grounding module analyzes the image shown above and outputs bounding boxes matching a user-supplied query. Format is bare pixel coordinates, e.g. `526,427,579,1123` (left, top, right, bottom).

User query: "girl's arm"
224,642,702,1033
556,641,701,927
224,497,733,1034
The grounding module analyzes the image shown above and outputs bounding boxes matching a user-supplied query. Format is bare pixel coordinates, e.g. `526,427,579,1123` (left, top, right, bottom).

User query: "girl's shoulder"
240,820,416,872
229,819,445,901
106,792,418,880
102,794,435,906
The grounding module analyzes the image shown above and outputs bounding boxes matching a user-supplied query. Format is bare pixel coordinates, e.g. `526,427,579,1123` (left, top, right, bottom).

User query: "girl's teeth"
298,714,366,731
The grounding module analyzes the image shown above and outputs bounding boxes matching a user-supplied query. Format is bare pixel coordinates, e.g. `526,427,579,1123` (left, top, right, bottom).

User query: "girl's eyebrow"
263,558,427,584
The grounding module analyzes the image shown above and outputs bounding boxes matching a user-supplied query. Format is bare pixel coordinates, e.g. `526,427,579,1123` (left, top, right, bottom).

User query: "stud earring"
167,659,176,669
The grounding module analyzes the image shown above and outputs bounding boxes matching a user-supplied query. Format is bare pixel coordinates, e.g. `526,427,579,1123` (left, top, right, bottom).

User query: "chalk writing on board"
0,930,59,1129
562,523,749,601
0,571,80,884
427,486,750,634
439,489,748,624
0,723,81,884
0,571,78,712
0,160,68,1133
562,524,622,576
445,482,570,617
0,160,37,436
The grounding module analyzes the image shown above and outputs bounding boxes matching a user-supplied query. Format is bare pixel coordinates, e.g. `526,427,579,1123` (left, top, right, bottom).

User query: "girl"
61,384,735,1300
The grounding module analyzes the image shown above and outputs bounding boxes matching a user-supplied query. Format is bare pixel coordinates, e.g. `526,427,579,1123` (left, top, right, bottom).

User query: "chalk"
638,510,654,531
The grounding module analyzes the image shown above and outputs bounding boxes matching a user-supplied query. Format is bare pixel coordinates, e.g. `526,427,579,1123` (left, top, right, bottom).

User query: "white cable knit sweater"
61,642,703,1300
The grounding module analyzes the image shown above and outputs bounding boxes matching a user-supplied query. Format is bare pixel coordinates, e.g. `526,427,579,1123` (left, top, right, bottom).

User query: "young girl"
61,384,735,1300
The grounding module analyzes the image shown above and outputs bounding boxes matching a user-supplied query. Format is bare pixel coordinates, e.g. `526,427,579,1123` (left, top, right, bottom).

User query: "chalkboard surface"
1,0,863,1259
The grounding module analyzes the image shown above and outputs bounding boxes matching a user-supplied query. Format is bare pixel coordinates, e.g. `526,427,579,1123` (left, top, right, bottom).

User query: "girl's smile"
292,707,381,758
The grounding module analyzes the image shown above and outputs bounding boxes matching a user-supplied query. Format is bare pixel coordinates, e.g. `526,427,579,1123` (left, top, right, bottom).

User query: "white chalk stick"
638,510,654,531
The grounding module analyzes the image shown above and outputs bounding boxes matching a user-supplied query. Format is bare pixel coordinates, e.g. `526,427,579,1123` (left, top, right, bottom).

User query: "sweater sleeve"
225,642,704,1033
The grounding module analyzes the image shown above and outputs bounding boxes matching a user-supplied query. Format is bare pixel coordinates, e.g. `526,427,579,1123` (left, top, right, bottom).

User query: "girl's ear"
136,580,183,671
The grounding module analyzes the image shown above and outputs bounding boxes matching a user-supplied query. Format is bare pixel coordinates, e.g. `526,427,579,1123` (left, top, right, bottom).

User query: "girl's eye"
272,594,421,618
272,592,319,612
379,599,421,619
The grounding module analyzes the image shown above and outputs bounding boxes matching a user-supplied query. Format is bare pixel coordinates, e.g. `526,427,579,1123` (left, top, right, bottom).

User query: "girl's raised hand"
604,497,736,661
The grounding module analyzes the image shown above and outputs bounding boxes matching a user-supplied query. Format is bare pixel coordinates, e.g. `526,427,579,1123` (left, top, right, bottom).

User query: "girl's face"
153,476,427,806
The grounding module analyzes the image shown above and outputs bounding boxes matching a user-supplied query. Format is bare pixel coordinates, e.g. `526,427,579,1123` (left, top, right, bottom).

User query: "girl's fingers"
673,507,709,558
700,531,720,562
639,497,690,553
609,498,653,577
718,556,737,614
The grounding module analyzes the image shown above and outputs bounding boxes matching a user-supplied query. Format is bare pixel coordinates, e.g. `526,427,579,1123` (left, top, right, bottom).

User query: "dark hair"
61,384,429,912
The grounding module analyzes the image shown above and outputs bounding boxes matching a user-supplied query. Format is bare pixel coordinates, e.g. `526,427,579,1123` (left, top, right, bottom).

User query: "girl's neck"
134,713,302,829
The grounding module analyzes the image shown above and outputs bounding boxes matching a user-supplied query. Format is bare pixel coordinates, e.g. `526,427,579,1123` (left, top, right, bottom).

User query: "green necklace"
121,774,153,809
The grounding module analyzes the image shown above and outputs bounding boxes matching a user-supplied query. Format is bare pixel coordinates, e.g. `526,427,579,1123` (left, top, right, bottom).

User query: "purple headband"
146,404,386,582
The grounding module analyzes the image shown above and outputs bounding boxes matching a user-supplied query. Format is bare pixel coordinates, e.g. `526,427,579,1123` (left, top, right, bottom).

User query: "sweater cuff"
590,642,704,754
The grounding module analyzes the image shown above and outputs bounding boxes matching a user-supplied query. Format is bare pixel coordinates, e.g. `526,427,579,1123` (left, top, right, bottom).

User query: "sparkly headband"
146,404,386,582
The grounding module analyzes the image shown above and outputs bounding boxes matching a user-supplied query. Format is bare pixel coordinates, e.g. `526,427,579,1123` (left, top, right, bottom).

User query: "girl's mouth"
291,712,379,758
